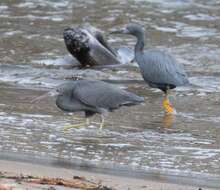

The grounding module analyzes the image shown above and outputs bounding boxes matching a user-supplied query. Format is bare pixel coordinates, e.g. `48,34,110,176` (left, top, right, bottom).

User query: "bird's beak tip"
109,30,119,34
30,90,58,104
110,28,128,34
30,96,43,104
50,90,59,97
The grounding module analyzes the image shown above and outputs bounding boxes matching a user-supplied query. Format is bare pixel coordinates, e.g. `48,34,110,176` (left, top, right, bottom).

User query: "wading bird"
32,80,144,130
111,24,188,114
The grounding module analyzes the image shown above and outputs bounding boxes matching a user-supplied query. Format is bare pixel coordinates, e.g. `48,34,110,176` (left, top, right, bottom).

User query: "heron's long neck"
135,34,145,55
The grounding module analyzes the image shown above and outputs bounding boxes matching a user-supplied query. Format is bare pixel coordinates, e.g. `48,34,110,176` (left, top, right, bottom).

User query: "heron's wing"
73,80,144,110
139,50,188,86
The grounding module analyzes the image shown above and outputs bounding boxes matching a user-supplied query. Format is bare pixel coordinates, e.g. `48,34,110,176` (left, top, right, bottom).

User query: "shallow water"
0,0,220,185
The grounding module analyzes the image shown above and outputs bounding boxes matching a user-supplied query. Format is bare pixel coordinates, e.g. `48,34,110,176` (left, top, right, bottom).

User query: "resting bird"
63,24,121,67
32,80,144,130
111,24,189,114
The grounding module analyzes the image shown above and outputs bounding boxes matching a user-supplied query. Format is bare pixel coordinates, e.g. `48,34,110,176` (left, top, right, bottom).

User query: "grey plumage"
55,80,144,118
112,24,189,92
31,79,143,129
137,49,188,91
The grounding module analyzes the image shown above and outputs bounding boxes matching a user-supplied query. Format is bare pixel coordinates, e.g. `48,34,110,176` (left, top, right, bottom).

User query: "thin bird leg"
86,118,90,125
63,123,86,130
99,115,105,131
86,118,100,126
63,119,87,131
63,117,92,131
162,89,174,114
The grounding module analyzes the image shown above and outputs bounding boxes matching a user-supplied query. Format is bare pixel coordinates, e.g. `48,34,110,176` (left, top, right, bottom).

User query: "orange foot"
162,98,174,114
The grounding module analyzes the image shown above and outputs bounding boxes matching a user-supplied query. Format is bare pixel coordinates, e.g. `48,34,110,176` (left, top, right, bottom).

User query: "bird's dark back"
73,80,144,111
136,49,188,89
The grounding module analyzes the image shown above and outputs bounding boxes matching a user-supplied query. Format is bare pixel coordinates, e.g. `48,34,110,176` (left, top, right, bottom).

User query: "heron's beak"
30,89,59,103
110,28,129,34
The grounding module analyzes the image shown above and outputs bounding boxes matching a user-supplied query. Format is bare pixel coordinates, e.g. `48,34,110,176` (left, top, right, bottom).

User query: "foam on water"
184,13,220,21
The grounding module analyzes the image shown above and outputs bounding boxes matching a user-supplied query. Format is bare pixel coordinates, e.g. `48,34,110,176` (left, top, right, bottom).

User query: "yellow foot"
162,98,174,114
63,123,85,131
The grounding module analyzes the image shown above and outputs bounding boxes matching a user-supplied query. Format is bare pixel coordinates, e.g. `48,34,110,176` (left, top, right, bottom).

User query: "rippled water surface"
0,0,220,185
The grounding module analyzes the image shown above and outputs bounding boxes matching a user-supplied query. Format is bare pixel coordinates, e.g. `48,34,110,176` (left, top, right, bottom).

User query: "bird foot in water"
162,98,174,114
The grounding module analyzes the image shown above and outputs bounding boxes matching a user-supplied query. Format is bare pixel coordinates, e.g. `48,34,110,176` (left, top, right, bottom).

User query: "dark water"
0,0,220,186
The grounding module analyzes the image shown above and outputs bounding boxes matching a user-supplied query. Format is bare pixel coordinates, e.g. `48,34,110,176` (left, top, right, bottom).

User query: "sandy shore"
0,160,217,190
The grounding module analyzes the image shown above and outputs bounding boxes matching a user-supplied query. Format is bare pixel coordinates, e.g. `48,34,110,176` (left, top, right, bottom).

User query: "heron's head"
111,24,144,37
55,82,76,96
30,89,59,104
31,82,77,104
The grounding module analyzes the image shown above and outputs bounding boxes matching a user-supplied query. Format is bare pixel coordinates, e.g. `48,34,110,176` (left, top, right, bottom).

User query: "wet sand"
0,160,217,190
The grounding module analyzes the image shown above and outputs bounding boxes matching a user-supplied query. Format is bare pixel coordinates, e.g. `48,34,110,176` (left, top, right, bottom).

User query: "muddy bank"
0,160,216,190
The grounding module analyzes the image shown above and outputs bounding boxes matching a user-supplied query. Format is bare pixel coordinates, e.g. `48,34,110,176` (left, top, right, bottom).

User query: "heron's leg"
63,116,93,131
63,122,86,131
162,89,174,114
99,115,105,131
63,116,87,130
86,118,90,125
